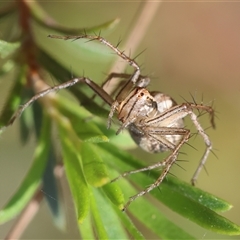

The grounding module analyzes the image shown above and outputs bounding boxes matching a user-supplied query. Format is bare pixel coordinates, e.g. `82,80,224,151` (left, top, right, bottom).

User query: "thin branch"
105,0,162,93
5,187,44,240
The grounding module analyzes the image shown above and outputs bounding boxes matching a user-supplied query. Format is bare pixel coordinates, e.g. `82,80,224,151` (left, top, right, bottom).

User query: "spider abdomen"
128,91,184,153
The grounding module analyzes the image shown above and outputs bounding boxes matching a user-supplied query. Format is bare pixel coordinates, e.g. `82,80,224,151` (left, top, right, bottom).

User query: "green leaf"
161,176,232,212
89,190,109,239
55,96,109,143
94,118,137,149
0,66,26,128
151,182,240,236
0,39,20,59
79,211,95,239
0,39,19,76
26,0,119,35
0,60,15,77
42,144,66,230
112,205,145,240
81,142,110,187
57,115,90,223
102,182,125,210
0,113,51,224
19,88,38,143
90,187,128,239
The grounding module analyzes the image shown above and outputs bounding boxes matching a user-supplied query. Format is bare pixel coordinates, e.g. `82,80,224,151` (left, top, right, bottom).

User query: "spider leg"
112,127,189,182
168,102,214,185
185,104,213,185
48,34,141,86
122,129,190,211
101,73,150,98
91,73,132,101
6,77,114,127
144,102,214,185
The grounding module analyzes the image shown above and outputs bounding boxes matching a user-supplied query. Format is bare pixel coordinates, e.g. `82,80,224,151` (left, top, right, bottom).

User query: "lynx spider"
8,34,215,211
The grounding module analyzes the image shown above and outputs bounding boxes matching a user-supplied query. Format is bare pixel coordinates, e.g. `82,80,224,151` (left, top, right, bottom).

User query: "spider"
6,34,215,211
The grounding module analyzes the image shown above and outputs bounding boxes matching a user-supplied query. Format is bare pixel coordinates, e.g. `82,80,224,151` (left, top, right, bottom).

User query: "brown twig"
5,187,44,240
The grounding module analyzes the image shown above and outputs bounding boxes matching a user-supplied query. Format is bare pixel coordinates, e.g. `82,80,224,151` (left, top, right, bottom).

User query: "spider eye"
146,98,156,107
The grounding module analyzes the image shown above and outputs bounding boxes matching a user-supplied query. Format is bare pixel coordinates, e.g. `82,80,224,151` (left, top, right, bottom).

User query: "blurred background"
1,1,240,239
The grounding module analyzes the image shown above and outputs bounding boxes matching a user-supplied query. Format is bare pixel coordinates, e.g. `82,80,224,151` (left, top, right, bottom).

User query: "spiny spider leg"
48,34,143,128
148,103,214,186
48,34,141,91
112,127,189,182
151,103,215,185
187,106,213,185
122,130,191,211
91,73,132,101
91,73,150,102
6,77,114,127
147,101,214,186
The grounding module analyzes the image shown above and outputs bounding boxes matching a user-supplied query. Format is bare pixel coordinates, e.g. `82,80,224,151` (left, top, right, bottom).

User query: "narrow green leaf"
57,116,90,223
161,176,232,212
0,66,25,128
55,96,109,143
79,212,95,239
19,88,36,143
102,182,125,210
91,187,128,239
94,119,137,149
42,144,66,230
0,60,15,77
113,205,145,240
0,39,20,59
0,113,51,224
81,142,110,187
37,47,72,81
0,38,19,77
89,190,109,240
27,0,119,35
